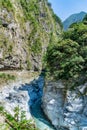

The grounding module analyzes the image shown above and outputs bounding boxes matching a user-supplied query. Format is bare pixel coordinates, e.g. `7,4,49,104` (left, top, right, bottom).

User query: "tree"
45,19,87,88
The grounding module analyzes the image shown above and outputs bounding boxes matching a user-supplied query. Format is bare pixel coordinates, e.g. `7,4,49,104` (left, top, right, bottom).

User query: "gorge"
0,0,87,130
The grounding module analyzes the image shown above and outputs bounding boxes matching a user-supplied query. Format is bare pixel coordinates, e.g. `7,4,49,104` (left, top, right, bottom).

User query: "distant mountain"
63,11,87,30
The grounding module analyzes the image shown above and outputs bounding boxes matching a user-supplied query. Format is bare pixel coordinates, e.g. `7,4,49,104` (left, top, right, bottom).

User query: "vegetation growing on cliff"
52,13,63,29
0,73,15,80
45,18,87,87
0,73,16,85
0,0,62,71
0,0,14,12
20,0,62,54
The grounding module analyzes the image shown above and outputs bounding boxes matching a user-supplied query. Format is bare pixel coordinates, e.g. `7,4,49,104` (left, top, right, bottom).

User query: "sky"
48,0,87,21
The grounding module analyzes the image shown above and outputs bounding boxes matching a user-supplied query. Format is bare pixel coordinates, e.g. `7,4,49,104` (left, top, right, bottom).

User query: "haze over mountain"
63,11,86,30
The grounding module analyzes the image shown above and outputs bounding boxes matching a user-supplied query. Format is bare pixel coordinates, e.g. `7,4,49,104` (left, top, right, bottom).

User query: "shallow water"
0,75,56,130
25,76,55,130
30,99,55,130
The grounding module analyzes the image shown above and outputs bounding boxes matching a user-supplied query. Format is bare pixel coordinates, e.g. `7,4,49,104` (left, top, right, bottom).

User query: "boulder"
42,81,87,130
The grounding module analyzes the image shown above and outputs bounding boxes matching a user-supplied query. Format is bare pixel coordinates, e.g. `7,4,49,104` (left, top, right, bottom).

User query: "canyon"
0,0,87,130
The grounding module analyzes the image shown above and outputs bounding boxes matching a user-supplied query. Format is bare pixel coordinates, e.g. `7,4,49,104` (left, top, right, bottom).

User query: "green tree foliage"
0,73,15,81
45,39,84,79
47,2,52,7
52,14,63,29
0,106,38,130
83,14,87,24
64,23,87,43
45,18,87,87
0,0,14,12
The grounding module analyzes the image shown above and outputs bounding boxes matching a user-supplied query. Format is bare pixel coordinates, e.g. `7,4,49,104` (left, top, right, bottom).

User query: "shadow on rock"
18,74,55,129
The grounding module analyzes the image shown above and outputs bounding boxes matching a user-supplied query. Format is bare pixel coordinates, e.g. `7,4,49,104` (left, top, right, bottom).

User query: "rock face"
0,75,44,120
42,81,87,130
0,74,56,130
0,0,62,71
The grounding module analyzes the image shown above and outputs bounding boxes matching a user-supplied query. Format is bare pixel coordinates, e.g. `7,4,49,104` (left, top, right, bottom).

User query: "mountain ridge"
63,11,86,30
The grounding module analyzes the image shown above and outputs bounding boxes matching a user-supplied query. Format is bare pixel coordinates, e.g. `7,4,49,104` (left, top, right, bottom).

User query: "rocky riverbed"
0,71,55,130
0,71,87,130
42,80,87,130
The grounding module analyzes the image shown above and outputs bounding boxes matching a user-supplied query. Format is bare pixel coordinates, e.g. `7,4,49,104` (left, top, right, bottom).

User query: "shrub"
52,14,63,29
0,106,38,130
0,73,15,81
1,0,14,12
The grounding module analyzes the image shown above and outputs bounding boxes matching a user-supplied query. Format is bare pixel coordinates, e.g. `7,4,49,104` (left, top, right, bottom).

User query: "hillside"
0,0,62,71
63,11,86,30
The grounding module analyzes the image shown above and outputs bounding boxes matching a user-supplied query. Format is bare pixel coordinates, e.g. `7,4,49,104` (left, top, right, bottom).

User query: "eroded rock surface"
0,0,61,71
42,81,87,130
0,76,44,118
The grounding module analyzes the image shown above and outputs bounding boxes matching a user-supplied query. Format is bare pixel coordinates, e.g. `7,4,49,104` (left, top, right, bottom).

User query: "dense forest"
45,15,87,88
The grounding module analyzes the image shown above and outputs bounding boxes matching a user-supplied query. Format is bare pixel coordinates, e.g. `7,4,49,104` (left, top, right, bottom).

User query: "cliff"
42,15,87,130
42,80,87,130
0,0,62,71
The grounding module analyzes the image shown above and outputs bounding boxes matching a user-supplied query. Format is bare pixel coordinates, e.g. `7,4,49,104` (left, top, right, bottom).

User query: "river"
0,73,55,130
